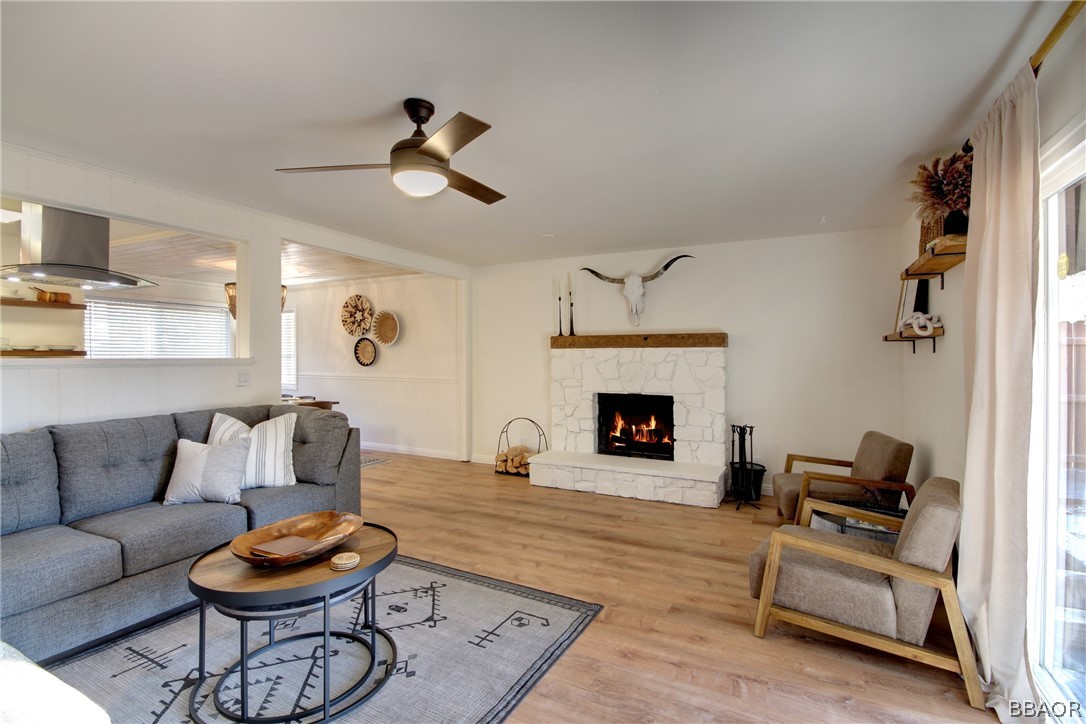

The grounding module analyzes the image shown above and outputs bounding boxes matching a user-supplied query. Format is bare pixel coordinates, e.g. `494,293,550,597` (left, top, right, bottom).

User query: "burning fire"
610,411,672,445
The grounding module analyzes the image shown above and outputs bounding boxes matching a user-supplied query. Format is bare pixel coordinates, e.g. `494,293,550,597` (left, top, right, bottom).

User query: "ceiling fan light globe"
392,169,449,197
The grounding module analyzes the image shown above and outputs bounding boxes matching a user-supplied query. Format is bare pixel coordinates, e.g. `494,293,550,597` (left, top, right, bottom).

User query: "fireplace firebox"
596,393,675,461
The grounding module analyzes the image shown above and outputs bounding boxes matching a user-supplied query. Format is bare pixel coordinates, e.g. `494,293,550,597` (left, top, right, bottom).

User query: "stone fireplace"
529,333,728,507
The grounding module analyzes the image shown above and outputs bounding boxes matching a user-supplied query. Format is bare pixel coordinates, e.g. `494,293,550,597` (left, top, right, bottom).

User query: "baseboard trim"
361,442,463,461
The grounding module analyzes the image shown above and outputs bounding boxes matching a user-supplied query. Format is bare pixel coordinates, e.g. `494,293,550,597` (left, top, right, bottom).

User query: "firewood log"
496,461,507,472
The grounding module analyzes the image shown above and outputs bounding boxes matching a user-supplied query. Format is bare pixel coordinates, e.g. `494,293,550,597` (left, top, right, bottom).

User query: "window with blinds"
84,298,233,358
281,309,297,390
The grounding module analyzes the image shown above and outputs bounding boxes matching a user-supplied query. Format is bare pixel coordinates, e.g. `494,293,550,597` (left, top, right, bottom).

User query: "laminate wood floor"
360,452,994,723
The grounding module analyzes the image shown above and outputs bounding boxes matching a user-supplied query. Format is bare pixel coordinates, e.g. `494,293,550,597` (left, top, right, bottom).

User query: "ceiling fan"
276,98,504,204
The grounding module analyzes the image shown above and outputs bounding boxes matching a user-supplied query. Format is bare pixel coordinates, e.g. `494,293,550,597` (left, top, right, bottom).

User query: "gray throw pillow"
163,437,251,505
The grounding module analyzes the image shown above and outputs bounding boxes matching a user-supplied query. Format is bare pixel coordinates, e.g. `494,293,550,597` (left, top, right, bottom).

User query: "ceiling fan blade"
417,112,491,162
447,169,505,205
275,163,390,173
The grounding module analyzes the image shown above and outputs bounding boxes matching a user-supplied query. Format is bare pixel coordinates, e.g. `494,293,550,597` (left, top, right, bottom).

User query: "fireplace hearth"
597,393,675,461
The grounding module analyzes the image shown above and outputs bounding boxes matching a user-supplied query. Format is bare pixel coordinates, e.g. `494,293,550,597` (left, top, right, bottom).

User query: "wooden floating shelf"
0,298,86,310
902,235,967,279
0,350,86,358
550,333,728,349
883,328,945,342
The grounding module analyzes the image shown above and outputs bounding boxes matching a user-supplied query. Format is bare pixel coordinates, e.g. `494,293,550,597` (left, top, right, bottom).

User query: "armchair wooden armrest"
794,471,916,523
797,499,906,531
784,453,854,473
767,527,948,586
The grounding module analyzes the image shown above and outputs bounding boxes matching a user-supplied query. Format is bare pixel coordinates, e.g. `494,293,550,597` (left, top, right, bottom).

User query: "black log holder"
495,418,549,476
724,424,765,510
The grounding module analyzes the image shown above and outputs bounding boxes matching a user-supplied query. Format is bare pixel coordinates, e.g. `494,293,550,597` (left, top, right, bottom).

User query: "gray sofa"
0,404,361,662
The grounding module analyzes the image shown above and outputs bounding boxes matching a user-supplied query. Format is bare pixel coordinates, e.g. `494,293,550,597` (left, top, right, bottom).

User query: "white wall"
290,274,462,458
896,217,967,485
472,228,906,478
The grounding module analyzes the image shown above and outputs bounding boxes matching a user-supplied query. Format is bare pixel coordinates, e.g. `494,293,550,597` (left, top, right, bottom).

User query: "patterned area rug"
48,557,600,723
359,455,390,469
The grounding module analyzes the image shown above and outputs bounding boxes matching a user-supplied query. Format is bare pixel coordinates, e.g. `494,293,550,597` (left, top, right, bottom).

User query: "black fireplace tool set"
725,424,766,510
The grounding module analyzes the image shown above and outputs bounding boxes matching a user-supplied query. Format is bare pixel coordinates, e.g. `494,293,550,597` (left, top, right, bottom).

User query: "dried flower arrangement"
908,152,973,225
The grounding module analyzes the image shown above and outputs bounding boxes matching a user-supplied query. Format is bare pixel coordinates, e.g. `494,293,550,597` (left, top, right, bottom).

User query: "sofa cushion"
0,525,122,617
210,412,297,489
174,406,272,444
271,405,350,486
1,429,61,534
164,437,251,505
69,501,247,576
50,415,179,524
239,483,336,529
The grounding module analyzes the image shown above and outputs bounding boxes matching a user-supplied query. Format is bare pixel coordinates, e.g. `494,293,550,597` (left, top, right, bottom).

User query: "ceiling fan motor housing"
390,135,450,178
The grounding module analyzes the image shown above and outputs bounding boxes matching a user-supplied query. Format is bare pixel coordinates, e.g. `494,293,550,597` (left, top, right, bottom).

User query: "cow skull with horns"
580,255,693,326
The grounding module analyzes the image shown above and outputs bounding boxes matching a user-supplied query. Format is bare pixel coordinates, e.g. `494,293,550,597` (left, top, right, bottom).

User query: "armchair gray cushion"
749,526,897,637
772,473,870,519
892,477,962,644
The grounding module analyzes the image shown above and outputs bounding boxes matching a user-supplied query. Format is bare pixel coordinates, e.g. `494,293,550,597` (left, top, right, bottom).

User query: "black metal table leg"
323,593,331,722
240,619,249,721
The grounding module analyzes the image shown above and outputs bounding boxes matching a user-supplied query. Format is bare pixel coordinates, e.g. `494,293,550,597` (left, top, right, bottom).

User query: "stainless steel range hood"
1,204,156,289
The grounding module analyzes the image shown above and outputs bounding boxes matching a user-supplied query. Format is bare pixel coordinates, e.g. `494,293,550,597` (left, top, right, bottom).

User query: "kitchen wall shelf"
0,298,86,310
0,350,86,358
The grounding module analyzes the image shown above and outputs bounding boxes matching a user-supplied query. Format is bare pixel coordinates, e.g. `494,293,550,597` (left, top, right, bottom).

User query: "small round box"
330,552,360,571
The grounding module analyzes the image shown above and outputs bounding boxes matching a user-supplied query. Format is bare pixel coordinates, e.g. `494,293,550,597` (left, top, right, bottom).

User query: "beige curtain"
959,64,1039,720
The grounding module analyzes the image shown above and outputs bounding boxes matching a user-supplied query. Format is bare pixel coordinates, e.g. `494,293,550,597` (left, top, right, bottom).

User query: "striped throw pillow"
209,412,297,489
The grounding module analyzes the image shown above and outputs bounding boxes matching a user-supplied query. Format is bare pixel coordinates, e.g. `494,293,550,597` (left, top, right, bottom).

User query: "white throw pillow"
209,412,298,489
163,437,250,505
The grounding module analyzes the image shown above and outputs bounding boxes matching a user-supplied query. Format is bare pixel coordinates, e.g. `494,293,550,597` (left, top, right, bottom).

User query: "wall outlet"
236,369,251,387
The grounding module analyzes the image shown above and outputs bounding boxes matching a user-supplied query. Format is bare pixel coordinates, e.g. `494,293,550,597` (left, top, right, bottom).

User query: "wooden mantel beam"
550,333,727,349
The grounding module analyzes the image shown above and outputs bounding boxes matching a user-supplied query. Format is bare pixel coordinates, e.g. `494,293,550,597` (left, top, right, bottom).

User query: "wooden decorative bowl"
230,510,364,567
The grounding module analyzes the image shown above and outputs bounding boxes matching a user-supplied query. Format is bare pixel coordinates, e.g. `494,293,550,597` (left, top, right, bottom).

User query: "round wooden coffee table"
187,522,398,723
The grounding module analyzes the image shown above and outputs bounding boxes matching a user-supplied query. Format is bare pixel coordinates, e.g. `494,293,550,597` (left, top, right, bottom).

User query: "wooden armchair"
773,431,915,523
749,477,984,710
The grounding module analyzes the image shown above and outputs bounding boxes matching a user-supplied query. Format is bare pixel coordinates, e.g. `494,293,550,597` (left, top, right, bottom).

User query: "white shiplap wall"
0,359,253,432
290,275,462,459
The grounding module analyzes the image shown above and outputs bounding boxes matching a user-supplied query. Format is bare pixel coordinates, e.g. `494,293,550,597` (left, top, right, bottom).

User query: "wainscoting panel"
0,360,255,433
297,374,460,459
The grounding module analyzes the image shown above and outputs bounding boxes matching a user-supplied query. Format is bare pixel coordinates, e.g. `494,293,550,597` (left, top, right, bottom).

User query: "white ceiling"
0,2,1072,268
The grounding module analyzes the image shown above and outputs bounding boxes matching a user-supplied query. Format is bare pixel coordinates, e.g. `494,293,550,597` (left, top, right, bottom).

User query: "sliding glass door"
1034,121,1085,718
